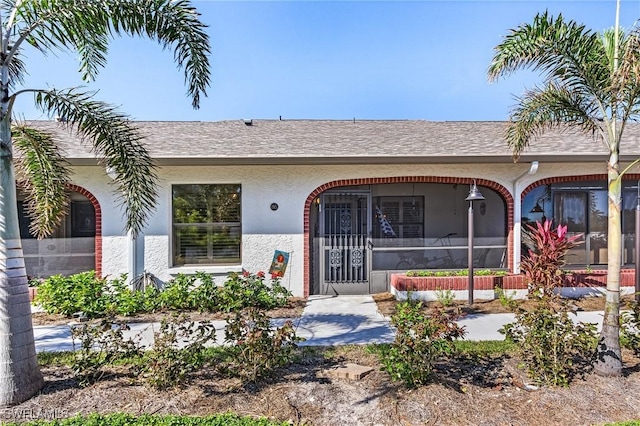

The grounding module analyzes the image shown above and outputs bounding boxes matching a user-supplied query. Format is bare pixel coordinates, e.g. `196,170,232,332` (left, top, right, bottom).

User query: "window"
17,190,96,278
71,201,96,237
373,196,424,239
18,197,95,239
522,181,639,266
172,184,241,266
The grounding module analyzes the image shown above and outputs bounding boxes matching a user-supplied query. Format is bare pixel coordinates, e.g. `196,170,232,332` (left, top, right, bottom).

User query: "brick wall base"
390,270,637,301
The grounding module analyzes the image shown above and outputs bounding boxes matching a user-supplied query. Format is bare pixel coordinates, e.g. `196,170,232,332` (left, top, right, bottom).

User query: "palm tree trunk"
0,113,43,405
595,152,623,376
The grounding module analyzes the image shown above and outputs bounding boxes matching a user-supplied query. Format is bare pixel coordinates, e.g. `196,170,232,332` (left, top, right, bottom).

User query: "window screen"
172,184,241,266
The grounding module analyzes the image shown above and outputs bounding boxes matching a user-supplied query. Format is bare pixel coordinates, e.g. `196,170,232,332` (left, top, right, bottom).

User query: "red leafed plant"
521,220,584,298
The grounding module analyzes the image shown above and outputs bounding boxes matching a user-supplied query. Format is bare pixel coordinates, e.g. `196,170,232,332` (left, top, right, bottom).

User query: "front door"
319,192,371,295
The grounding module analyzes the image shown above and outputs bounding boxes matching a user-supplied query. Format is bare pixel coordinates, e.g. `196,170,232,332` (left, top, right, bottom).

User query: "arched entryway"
304,177,513,296
522,174,640,269
18,183,102,278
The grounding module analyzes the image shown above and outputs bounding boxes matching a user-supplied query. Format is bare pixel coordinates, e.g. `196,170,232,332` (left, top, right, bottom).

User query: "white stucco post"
512,161,539,273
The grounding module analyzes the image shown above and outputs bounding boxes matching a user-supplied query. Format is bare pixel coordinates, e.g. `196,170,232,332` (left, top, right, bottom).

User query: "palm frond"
33,87,158,237
0,0,16,14
7,46,26,88
11,124,71,238
488,11,610,103
489,12,597,79
107,0,211,108
15,0,112,81
506,83,601,160
13,0,210,108
616,26,640,125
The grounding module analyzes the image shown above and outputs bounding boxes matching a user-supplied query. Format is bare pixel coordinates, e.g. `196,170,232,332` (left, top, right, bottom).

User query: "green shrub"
36,270,292,320
157,273,197,310
37,272,160,318
380,301,465,387
70,318,143,386
501,301,597,387
36,271,107,317
621,300,640,356
434,287,455,306
104,275,159,316
502,219,597,387
222,306,301,382
188,271,222,311
141,315,218,389
218,271,291,312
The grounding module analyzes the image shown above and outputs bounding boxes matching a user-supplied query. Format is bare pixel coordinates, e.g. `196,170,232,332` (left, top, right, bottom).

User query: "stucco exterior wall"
68,160,640,297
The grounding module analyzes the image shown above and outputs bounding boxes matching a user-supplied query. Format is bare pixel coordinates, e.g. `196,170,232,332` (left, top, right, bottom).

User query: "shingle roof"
23,119,640,165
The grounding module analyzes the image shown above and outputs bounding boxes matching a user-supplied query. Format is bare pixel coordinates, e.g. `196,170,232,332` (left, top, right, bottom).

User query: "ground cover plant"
405,268,508,277
4,413,290,426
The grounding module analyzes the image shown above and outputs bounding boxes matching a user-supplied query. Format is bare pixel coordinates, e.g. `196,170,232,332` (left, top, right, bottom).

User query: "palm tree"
0,0,210,405
488,8,640,376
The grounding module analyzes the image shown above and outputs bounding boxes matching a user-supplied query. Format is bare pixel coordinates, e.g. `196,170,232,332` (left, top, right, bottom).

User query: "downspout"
106,166,139,285
512,161,539,273
127,229,138,285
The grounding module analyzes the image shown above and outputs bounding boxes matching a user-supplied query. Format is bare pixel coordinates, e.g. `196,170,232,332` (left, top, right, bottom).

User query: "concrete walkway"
295,295,395,346
458,310,605,341
31,296,608,352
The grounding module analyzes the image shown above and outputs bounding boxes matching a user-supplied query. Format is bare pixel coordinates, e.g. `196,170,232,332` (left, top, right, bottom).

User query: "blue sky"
12,0,640,122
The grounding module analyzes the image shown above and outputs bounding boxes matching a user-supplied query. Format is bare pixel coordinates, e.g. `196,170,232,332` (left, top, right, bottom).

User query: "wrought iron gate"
319,192,371,295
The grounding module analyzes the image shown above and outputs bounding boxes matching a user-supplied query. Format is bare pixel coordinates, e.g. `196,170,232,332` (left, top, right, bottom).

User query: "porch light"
530,201,544,213
530,197,547,222
466,182,485,202
466,180,485,305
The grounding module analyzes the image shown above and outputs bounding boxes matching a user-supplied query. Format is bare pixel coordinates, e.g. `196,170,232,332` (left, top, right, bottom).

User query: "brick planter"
390,269,637,301
28,287,38,302
391,274,527,292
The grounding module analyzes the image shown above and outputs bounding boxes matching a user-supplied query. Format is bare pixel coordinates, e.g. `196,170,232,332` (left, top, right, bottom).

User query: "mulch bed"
16,294,640,424
31,297,308,326
8,345,640,425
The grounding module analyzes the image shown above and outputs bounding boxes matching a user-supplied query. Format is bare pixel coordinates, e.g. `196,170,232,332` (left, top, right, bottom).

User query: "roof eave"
65,153,621,167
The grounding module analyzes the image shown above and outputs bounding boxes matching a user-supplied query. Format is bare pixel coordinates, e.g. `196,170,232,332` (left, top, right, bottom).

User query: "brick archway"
65,183,103,277
521,174,640,272
522,174,640,197
303,176,514,297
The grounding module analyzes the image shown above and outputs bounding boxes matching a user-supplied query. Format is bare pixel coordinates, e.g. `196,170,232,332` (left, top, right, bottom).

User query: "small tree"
0,0,211,406
488,6,640,376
